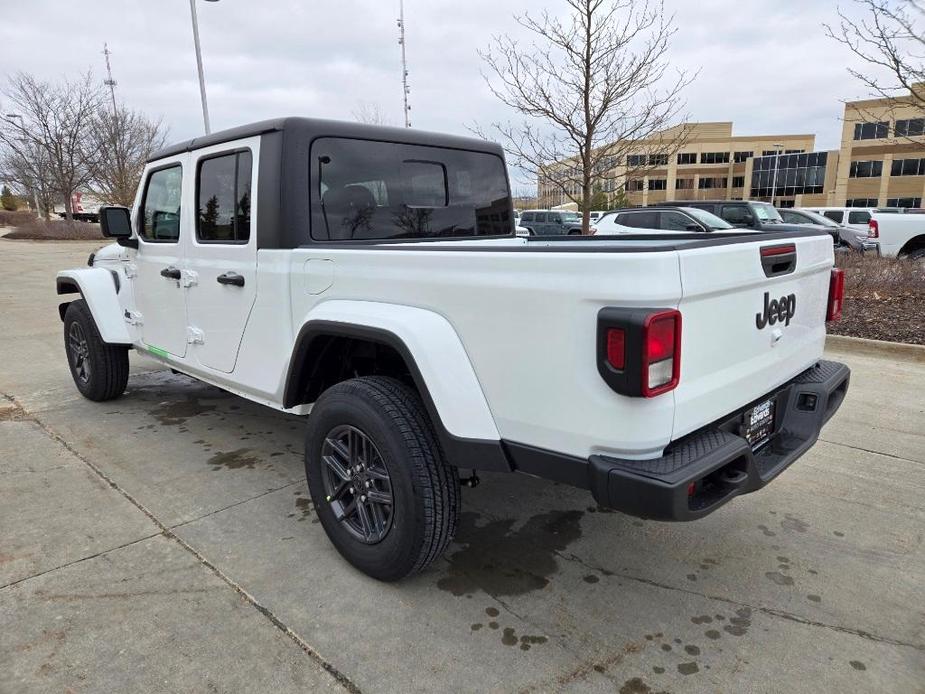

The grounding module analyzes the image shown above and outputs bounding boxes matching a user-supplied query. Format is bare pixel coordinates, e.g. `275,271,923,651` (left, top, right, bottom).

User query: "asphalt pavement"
1,239,923,693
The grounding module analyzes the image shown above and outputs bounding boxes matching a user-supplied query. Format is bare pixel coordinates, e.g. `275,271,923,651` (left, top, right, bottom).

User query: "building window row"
698,176,727,189
733,151,753,163
895,118,925,137
853,121,889,141
648,178,667,191
677,152,697,165
626,153,669,167
849,160,883,178
626,179,645,191
846,198,879,207
700,151,730,164
887,197,922,208
890,158,925,176
675,178,693,189
732,176,745,188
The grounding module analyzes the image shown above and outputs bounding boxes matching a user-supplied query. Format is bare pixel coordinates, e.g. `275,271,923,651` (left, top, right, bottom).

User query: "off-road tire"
905,247,925,260
305,376,460,581
63,299,129,402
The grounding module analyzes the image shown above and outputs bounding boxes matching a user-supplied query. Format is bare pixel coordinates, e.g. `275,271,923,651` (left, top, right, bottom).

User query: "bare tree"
351,101,394,126
826,1,925,122
475,0,693,233
89,106,167,206
0,71,103,220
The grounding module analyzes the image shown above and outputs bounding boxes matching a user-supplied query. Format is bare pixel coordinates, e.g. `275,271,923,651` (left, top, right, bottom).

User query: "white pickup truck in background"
866,213,925,258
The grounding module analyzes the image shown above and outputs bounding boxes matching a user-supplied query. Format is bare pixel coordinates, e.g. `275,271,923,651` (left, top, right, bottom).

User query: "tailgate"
673,234,833,439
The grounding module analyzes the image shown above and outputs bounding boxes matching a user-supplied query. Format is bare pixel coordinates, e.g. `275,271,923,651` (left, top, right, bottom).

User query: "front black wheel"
63,299,129,402
305,376,460,581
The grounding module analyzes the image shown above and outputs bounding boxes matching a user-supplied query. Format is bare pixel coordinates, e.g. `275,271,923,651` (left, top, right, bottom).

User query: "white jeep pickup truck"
56,118,851,581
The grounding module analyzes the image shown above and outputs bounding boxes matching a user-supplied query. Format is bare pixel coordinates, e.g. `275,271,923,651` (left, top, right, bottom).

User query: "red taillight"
606,328,625,369
827,267,845,322
642,310,681,397
868,220,879,239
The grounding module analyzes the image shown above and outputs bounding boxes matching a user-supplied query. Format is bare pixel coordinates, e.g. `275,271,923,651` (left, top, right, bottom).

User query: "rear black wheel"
63,299,129,402
305,376,460,581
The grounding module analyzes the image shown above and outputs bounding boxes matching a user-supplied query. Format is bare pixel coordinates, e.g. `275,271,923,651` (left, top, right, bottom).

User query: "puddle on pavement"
207,448,260,471
436,509,584,597
150,396,217,426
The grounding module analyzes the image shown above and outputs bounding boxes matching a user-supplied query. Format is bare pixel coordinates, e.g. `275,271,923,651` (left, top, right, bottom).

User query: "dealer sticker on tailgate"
742,398,775,450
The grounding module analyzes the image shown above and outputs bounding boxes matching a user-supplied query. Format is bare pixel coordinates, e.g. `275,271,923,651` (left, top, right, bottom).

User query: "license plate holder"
742,398,775,450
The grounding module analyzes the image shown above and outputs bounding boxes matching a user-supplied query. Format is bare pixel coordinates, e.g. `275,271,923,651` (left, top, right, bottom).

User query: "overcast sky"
0,0,887,189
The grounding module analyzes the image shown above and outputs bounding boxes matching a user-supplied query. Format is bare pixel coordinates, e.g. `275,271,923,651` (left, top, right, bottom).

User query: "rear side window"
521,212,534,223
196,150,253,243
139,164,183,242
616,211,657,228
822,211,844,223
848,210,871,224
310,138,511,240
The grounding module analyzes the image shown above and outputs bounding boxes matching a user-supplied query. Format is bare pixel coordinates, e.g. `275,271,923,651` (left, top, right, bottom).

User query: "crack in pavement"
168,481,302,531
4,394,360,694
818,437,925,467
557,549,925,653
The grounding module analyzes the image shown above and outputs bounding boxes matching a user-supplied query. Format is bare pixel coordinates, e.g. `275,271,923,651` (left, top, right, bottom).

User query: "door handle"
160,266,181,280
216,271,245,287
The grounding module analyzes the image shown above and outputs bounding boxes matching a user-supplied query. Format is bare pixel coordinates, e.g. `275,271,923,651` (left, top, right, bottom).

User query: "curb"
825,334,925,364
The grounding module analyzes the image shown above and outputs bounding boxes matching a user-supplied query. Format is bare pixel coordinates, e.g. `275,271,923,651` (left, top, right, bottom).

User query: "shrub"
3,218,103,240
0,209,36,227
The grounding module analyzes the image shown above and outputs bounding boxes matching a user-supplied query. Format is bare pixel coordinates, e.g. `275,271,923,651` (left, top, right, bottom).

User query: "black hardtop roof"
672,200,770,205
147,116,502,162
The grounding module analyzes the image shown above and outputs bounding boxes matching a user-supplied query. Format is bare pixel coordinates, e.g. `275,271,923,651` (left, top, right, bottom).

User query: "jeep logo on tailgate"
756,292,796,329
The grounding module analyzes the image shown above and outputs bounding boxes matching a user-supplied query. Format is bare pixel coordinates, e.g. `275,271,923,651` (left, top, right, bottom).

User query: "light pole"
769,142,783,207
189,0,219,134
3,113,41,213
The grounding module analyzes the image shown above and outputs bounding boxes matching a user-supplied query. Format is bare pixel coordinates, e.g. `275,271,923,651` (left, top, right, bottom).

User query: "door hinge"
123,310,143,326
186,327,205,345
124,264,137,279
180,269,199,288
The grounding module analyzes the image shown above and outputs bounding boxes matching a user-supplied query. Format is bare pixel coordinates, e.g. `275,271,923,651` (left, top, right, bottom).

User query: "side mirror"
99,206,137,248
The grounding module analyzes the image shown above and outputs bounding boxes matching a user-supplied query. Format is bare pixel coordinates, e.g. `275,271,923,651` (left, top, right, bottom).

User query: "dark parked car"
518,209,584,235
778,208,848,246
676,200,806,231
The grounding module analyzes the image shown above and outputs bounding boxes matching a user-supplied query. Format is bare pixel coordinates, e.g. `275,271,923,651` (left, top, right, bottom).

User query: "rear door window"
311,138,512,240
616,211,658,228
196,150,252,243
848,211,871,224
139,164,183,242
720,205,752,225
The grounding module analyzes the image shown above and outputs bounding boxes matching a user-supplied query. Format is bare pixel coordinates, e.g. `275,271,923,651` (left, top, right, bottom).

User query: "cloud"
0,0,894,181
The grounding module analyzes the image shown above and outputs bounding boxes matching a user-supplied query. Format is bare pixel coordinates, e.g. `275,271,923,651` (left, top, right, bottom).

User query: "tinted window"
139,165,183,242
823,211,844,223
853,122,889,140
677,152,697,165
660,211,695,231
310,138,510,240
895,118,924,137
848,211,871,224
616,211,657,228
780,210,804,224
720,205,752,225
196,150,252,243
521,212,533,222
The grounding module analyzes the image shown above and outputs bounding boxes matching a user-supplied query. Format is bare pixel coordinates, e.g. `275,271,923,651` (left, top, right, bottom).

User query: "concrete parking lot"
1,239,923,693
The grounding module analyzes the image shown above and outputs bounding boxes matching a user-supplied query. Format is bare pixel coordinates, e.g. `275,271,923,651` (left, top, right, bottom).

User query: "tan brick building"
540,86,925,210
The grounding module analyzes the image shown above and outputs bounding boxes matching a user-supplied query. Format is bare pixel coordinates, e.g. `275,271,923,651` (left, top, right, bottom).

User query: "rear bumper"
505,359,850,521
588,360,850,520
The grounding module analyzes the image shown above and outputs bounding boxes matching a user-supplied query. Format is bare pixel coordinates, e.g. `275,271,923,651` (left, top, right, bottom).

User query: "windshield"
683,207,733,230
753,203,783,223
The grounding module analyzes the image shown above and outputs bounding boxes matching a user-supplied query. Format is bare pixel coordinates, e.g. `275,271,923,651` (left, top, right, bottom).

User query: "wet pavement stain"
583,574,599,584
485,607,499,618
765,571,795,586
807,594,822,603
149,396,217,426
723,608,753,636
677,662,699,675
781,513,810,533
619,678,652,694
435,510,584,597
207,448,260,471
757,524,776,537
849,660,867,671
834,530,845,537
704,629,721,640
686,573,697,581
518,634,548,651
684,644,701,656
691,615,713,624
294,496,314,521
660,643,671,652
488,621,499,630
470,623,483,631
652,666,665,674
